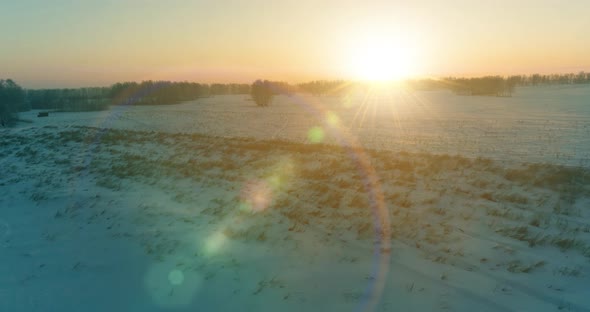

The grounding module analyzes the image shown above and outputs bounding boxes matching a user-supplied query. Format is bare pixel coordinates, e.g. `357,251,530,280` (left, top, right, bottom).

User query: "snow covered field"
1,85,590,311
15,84,590,167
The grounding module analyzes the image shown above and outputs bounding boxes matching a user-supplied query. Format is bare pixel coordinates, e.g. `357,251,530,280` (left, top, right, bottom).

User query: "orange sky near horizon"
1,0,589,88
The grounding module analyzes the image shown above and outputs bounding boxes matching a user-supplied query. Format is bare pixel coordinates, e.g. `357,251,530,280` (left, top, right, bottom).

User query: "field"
1,85,590,311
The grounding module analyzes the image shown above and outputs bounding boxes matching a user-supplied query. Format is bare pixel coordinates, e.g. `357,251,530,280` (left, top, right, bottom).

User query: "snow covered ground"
1,85,590,311
14,84,590,167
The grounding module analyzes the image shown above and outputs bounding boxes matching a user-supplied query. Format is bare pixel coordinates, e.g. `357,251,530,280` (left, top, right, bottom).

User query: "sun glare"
347,32,418,82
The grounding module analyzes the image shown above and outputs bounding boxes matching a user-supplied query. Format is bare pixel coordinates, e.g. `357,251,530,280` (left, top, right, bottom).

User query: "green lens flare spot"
268,175,281,188
238,202,251,212
308,127,325,143
203,232,227,256
326,112,340,126
168,270,184,285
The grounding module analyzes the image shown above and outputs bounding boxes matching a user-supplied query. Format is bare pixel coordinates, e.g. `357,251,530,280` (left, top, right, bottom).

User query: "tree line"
407,72,590,96
28,87,112,112
0,79,26,126
515,72,590,85
0,80,256,124
297,80,351,97
2,72,590,125
27,81,252,112
443,76,517,97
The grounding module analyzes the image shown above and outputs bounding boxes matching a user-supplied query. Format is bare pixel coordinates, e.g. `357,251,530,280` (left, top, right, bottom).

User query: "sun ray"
358,87,375,128
351,86,372,128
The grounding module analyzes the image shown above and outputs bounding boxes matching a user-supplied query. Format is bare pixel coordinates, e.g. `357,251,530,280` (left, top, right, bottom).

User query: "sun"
347,32,419,82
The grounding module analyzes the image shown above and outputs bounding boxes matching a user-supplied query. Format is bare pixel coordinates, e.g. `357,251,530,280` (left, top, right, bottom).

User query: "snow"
1,85,590,311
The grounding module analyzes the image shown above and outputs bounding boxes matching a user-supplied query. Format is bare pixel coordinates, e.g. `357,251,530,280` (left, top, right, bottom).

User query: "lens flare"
203,231,227,256
326,111,340,126
240,180,272,212
144,263,202,308
307,126,325,143
168,270,185,286
239,157,295,213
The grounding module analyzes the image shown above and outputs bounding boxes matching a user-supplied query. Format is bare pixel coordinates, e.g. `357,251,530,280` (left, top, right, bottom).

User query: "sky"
1,0,589,88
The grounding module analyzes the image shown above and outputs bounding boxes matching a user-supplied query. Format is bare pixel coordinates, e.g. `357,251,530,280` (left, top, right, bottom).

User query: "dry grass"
5,125,590,268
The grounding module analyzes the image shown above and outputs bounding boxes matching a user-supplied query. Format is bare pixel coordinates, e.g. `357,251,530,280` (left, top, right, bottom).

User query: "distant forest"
297,72,590,97
1,72,590,125
408,72,590,96
27,81,251,112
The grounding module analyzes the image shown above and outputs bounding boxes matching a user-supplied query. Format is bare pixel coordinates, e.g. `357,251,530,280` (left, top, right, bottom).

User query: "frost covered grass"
2,87,590,311
3,126,589,264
